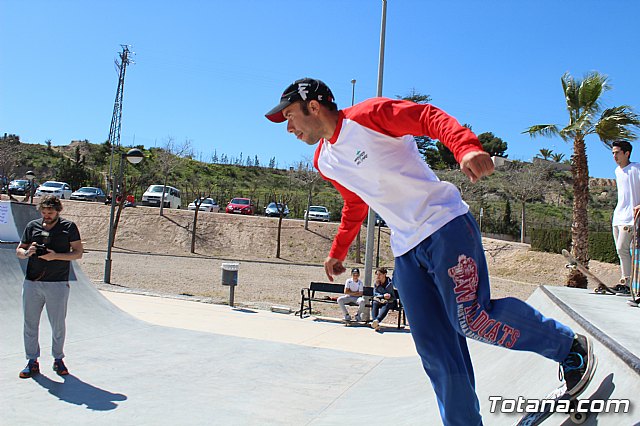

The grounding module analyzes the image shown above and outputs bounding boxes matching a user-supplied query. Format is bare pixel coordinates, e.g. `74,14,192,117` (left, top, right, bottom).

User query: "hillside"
60,199,394,265
2,196,621,311
2,137,618,239
56,199,620,287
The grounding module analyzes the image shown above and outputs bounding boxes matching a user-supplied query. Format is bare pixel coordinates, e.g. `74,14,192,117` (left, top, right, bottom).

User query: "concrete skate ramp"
1,203,639,424
0,200,26,242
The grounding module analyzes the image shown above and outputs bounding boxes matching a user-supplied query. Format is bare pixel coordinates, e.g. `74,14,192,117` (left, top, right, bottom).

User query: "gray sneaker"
344,314,352,322
560,334,597,396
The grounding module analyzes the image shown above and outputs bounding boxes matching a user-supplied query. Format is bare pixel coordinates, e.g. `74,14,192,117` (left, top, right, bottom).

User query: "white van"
141,185,182,209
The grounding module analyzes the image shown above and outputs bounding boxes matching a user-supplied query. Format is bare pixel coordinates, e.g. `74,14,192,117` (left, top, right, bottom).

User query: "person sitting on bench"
371,267,396,331
337,268,365,322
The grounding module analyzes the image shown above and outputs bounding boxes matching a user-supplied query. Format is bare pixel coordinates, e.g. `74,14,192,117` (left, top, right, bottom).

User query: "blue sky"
2,0,639,179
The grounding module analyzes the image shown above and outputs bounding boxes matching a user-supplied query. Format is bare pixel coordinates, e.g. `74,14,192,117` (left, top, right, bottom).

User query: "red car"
225,197,256,215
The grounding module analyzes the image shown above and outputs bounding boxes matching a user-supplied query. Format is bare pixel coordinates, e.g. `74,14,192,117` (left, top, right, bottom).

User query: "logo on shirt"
354,150,368,166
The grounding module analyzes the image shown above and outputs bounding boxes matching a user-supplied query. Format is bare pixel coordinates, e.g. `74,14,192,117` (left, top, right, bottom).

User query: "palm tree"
537,148,554,160
524,71,640,287
550,152,566,163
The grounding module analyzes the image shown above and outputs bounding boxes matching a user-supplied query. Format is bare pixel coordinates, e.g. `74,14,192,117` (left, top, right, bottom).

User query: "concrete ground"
1,201,639,425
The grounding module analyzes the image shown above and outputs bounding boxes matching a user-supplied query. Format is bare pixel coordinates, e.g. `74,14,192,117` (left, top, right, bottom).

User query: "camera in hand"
34,244,48,257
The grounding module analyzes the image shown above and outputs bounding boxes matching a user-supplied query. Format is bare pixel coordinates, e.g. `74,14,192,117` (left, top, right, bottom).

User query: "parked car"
141,185,182,209
304,205,330,222
264,202,289,217
35,181,73,199
70,187,106,202
8,179,32,196
188,197,220,212
225,197,256,215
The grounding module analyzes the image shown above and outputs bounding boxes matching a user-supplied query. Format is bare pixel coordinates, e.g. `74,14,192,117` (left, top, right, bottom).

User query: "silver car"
304,205,330,222
70,187,106,202
188,197,220,212
35,181,73,199
265,202,289,217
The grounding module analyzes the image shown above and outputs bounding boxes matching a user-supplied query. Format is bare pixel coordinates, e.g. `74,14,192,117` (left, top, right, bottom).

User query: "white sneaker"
371,319,380,330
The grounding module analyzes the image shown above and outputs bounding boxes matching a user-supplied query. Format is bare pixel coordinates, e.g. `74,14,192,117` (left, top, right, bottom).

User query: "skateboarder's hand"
460,151,494,183
324,257,346,281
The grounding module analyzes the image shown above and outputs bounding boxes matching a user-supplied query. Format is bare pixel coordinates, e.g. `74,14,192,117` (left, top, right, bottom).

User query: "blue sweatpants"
393,213,574,426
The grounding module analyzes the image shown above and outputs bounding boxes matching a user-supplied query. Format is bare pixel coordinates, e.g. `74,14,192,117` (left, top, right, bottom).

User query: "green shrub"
588,231,618,264
531,228,618,264
531,228,571,254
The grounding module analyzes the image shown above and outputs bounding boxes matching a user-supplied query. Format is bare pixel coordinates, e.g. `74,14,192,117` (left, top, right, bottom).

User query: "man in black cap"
266,78,596,426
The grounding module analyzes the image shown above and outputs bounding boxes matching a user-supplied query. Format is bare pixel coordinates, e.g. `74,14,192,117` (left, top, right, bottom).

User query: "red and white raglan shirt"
314,97,484,260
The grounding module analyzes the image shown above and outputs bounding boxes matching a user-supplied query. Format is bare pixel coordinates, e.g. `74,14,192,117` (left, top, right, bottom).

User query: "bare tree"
292,159,321,230
0,135,21,198
497,161,554,243
155,137,192,216
270,192,291,259
111,173,143,247
184,173,211,254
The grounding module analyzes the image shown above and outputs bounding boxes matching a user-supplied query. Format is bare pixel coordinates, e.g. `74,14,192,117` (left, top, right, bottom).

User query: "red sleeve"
327,179,368,261
343,98,483,163
314,142,368,261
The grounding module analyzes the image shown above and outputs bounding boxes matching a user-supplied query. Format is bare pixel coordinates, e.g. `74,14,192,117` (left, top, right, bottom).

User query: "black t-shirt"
21,217,81,281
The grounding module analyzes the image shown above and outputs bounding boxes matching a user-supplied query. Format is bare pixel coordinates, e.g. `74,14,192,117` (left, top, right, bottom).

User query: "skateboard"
562,249,616,295
514,356,598,425
344,318,368,327
514,386,587,425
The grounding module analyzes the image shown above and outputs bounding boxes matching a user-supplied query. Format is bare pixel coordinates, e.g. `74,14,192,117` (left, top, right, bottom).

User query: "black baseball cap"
351,268,360,275
265,78,334,123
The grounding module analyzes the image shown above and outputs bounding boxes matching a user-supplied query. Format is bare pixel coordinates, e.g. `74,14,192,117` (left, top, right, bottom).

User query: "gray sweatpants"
22,280,70,360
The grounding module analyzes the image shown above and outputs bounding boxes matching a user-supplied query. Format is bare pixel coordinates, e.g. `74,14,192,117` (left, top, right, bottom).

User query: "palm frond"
564,110,595,135
522,124,560,138
561,73,580,112
578,72,609,112
595,106,640,147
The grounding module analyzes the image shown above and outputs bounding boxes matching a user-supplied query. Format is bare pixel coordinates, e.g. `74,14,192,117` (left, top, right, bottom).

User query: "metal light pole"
376,220,382,268
25,170,35,204
104,148,144,283
362,0,388,321
364,0,387,280
351,78,363,264
351,79,356,105
289,166,294,190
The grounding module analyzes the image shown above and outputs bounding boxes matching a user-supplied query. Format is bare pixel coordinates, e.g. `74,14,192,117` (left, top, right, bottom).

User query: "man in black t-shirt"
15,195,83,378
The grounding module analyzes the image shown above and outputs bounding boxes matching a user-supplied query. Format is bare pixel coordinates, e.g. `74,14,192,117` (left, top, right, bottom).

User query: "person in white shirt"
337,268,366,321
266,77,595,425
611,140,640,294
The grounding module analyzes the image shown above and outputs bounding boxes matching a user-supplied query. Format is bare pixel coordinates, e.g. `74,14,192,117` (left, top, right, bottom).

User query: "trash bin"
221,262,239,307
221,262,239,286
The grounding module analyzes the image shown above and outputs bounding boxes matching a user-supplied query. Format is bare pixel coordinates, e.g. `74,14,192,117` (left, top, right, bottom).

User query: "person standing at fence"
15,195,83,378
611,140,640,295
265,78,596,425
